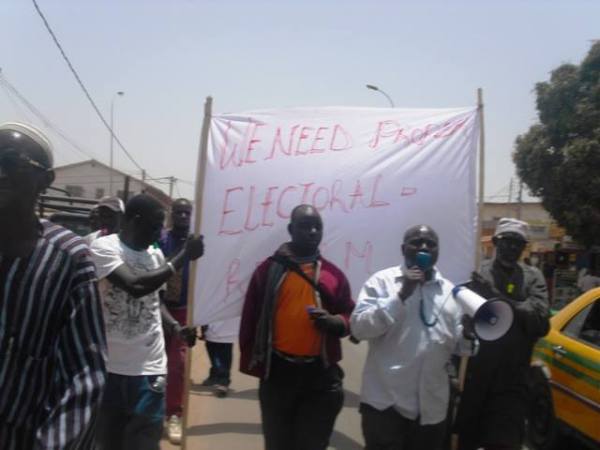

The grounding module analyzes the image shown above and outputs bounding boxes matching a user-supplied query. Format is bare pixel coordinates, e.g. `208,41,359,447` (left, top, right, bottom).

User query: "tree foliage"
514,42,600,246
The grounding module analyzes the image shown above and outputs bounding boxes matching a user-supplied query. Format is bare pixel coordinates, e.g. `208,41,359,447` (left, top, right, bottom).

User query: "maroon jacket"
239,255,355,378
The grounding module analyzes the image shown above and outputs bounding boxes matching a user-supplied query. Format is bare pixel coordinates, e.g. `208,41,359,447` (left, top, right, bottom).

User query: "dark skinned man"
0,122,107,448
84,196,125,245
456,218,550,450
158,198,193,444
240,204,355,450
90,194,204,450
351,225,477,450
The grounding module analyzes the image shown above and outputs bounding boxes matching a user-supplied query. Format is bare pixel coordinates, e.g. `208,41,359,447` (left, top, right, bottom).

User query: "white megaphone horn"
451,286,513,341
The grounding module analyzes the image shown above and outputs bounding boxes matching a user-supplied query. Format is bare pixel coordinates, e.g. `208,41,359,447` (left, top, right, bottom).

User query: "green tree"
514,42,600,246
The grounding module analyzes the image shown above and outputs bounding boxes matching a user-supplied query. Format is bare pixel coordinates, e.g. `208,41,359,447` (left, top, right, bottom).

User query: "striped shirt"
0,220,107,449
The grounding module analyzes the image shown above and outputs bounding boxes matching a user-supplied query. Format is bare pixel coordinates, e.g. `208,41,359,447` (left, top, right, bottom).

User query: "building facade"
52,159,171,207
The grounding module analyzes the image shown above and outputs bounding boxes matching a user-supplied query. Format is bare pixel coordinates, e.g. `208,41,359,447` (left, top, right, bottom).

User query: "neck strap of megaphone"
419,285,439,327
418,286,454,328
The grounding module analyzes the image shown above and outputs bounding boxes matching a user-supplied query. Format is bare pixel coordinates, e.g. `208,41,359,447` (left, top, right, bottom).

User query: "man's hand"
461,314,477,340
398,267,424,301
184,235,204,260
308,307,346,337
177,325,198,348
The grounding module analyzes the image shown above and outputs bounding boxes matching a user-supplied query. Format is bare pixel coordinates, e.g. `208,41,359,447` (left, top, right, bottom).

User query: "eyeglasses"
0,148,48,174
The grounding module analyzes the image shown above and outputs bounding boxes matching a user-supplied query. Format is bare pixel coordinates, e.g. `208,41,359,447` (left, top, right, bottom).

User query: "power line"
0,81,35,122
0,72,99,161
31,0,146,174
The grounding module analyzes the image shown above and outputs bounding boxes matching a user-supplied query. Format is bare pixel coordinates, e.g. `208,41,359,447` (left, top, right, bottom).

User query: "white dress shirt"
351,265,477,425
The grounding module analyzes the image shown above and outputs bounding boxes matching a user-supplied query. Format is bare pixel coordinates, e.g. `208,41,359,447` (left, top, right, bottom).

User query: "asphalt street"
161,341,585,450
162,339,366,450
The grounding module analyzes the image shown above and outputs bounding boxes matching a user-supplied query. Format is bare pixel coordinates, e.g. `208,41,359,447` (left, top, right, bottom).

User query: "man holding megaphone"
351,225,478,450
455,218,550,450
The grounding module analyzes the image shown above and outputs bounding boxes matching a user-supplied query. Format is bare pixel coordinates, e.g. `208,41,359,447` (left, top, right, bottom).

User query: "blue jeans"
206,341,233,385
95,373,165,450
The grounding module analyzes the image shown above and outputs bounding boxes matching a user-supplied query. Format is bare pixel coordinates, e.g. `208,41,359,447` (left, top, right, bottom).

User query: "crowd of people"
1,121,556,450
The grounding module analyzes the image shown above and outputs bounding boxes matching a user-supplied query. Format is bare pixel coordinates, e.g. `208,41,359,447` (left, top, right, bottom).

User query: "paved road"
162,339,366,450
162,341,584,450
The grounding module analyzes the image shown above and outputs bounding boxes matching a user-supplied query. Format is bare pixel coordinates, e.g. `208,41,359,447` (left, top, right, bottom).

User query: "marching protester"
240,204,355,450
577,253,600,293
91,194,204,450
158,197,195,444
89,204,101,232
84,195,125,245
455,218,550,450
0,122,107,448
351,224,478,450
201,317,240,397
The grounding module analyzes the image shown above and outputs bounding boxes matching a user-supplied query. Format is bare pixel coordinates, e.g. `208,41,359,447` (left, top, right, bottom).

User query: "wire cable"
0,81,35,122
31,0,146,173
0,73,99,161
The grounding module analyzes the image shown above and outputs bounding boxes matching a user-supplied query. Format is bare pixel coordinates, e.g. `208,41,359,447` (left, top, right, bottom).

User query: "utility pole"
508,177,514,203
109,91,125,195
169,176,176,199
122,175,130,203
516,181,523,219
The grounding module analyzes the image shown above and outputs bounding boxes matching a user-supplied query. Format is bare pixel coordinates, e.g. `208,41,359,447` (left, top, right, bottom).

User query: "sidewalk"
162,340,366,450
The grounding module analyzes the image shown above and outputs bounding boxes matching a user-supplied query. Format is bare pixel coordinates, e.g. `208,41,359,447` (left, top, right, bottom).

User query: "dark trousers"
259,353,344,450
165,307,187,417
360,403,446,450
95,373,165,450
205,341,233,385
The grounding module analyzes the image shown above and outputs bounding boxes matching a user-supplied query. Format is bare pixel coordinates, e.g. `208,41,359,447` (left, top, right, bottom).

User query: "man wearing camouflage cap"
456,218,550,450
84,196,125,245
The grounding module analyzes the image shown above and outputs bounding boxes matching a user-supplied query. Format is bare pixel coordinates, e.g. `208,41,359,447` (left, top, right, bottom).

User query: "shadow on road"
343,389,361,408
185,423,362,449
186,422,262,437
330,430,363,450
190,385,363,410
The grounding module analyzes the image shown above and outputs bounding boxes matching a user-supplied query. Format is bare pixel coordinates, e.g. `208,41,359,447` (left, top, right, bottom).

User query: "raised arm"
96,235,204,299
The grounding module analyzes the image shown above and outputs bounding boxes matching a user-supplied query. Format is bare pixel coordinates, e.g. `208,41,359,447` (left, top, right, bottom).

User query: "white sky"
1,0,599,200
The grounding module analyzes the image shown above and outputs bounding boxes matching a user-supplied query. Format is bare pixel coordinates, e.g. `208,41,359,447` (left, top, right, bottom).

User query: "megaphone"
416,251,433,271
451,286,513,341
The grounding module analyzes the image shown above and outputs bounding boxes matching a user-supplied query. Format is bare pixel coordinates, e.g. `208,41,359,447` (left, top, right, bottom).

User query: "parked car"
528,287,600,449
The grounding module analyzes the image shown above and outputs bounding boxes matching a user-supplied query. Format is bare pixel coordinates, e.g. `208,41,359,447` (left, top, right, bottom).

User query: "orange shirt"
273,263,322,356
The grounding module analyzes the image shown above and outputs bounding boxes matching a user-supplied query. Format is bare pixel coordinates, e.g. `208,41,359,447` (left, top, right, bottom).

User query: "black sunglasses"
496,236,527,248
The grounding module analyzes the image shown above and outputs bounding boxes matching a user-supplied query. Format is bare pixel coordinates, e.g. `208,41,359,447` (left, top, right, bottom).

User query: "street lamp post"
109,91,125,195
366,84,395,108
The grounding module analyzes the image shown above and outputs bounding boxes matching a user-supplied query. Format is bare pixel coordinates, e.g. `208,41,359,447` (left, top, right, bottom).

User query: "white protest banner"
192,106,479,326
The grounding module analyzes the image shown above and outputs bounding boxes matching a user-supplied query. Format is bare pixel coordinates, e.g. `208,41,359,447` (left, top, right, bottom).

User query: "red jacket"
239,255,355,378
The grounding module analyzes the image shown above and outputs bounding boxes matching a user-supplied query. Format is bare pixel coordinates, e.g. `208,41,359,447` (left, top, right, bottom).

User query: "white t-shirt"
204,317,240,344
83,230,102,246
90,234,167,376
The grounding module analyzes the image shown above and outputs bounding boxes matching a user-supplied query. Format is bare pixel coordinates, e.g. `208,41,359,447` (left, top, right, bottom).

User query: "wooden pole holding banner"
476,87,485,269
181,96,213,450
451,88,485,450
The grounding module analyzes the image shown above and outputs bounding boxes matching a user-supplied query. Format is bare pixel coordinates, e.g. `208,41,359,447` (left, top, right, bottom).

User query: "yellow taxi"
528,287,600,449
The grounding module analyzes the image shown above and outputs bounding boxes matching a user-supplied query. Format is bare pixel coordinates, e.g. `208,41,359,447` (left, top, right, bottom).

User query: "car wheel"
526,368,559,450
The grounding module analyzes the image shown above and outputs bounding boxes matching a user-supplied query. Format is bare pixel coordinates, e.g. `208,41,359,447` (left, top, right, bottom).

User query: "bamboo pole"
181,96,213,450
